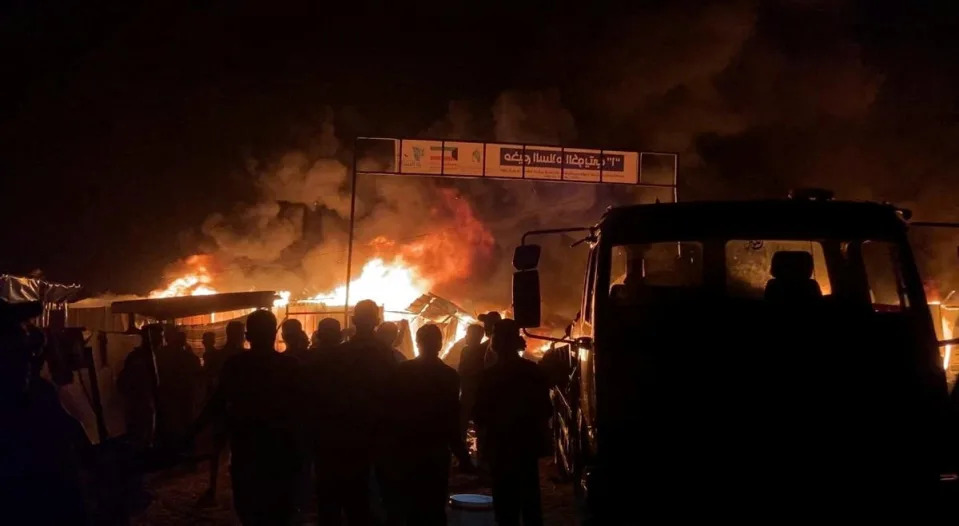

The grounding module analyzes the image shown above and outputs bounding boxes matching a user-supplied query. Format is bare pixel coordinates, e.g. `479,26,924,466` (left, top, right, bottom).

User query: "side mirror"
513,244,541,271
513,270,541,328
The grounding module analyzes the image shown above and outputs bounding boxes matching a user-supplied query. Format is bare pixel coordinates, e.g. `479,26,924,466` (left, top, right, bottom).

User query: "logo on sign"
430,145,458,162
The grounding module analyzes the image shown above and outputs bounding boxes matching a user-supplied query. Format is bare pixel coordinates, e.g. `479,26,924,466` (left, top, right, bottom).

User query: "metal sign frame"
342,137,679,316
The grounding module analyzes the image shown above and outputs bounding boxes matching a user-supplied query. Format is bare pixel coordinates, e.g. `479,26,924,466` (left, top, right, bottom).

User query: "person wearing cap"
474,318,551,526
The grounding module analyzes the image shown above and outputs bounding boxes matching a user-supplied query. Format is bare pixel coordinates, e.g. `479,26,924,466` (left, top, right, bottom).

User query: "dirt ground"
131,459,577,525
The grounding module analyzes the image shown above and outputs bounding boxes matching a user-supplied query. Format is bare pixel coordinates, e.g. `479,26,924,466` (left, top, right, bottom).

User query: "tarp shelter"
0,274,82,304
111,291,278,320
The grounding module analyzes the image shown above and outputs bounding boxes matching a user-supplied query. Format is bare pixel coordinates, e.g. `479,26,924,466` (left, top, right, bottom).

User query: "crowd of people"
109,300,550,525
174,300,553,525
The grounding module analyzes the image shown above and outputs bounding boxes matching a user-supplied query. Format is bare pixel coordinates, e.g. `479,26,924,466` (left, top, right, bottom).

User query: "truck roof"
600,199,907,243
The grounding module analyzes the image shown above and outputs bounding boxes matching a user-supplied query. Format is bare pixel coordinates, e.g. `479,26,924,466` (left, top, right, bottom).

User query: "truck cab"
514,197,955,519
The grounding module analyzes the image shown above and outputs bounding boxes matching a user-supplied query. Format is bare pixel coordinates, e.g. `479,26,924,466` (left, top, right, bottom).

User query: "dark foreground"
131,459,576,525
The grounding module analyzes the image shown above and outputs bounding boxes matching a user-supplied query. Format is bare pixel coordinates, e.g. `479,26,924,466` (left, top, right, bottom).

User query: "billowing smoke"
156,1,959,316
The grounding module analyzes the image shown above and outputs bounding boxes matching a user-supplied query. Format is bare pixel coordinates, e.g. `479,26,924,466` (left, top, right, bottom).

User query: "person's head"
415,324,443,358
352,300,380,334
163,324,177,346
465,324,485,346
141,323,164,350
246,309,277,349
375,322,399,348
281,319,305,348
479,311,502,337
174,330,188,348
491,318,525,358
315,317,342,346
202,332,216,350
225,321,245,346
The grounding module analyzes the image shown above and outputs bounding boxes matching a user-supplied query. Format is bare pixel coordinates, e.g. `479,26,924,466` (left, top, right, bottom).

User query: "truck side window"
584,249,596,323
861,241,909,311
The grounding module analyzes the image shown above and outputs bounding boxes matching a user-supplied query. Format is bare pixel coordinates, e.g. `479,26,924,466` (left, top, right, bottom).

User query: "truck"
512,192,959,520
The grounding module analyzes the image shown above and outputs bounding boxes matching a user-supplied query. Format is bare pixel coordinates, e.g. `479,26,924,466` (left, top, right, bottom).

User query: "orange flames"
150,188,493,318
307,189,493,311
149,255,218,298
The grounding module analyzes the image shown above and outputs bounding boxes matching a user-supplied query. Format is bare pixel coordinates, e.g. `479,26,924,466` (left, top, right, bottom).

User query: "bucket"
448,493,495,526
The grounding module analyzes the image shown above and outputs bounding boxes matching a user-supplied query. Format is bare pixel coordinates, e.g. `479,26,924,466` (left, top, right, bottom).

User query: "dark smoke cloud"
163,1,959,313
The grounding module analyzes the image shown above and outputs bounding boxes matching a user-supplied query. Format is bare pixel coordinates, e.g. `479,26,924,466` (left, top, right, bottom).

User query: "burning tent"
402,292,477,360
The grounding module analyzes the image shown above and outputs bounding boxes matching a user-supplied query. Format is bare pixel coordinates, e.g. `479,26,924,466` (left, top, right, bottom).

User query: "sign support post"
341,137,678,326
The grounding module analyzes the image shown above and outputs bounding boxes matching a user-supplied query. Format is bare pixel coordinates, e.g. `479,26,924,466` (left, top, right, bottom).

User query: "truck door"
578,246,597,449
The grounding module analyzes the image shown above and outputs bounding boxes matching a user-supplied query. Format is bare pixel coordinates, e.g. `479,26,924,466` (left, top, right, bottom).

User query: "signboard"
387,138,671,186
400,140,485,176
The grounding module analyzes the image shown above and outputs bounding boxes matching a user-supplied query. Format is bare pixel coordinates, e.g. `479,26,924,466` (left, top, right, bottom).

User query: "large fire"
149,255,218,298
306,257,430,312
149,188,494,355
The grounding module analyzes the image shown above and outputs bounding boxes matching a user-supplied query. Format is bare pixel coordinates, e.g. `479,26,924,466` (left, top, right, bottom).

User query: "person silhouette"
310,317,342,351
312,299,396,525
155,327,201,450
0,303,89,525
203,321,245,387
456,324,487,441
375,321,407,363
189,309,301,525
201,331,216,364
118,324,162,450
281,318,312,364
198,321,245,506
474,319,551,526
477,311,502,368
388,323,473,525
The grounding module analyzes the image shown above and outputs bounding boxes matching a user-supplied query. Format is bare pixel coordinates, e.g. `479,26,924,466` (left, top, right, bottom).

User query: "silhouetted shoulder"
438,360,459,381
222,349,251,368
517,357,545,376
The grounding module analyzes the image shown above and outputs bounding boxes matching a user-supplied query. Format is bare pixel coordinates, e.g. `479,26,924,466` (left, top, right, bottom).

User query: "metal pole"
344,141,359,327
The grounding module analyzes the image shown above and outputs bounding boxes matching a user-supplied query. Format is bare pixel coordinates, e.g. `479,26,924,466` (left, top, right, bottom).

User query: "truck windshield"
609,239,911,311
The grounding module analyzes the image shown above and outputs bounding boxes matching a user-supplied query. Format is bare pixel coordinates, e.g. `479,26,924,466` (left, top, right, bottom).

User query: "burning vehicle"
515,190,959,518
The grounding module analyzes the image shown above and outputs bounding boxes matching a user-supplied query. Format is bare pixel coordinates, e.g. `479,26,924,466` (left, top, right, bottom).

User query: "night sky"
3,1,958,294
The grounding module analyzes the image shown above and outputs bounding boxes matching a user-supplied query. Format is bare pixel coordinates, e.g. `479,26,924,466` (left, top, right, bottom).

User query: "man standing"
456,324,487,441
200,332,216,366
477,311,501,368
310,317,342,352
389,324,473,525
281,319,311,364
197,321,245,505
203,321,245,389
155,327,201,448
474,319,551,526
190,310,301,525
118,324,162,450
311,299,396,525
